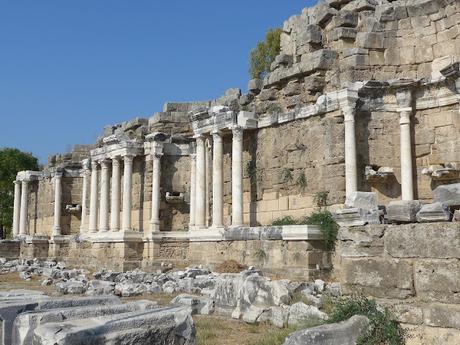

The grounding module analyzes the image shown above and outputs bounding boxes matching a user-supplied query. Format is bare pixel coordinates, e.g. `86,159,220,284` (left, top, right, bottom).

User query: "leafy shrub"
328,295,407,345
280,168,293,184
306,210,338,250
249,28,282,79
272,216,297,226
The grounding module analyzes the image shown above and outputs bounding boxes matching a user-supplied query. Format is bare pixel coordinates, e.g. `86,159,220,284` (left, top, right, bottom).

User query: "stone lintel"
16,170,47,182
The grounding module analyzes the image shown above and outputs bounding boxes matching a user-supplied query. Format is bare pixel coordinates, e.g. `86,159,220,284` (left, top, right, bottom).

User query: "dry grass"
215,260,247,273
0,272,57,295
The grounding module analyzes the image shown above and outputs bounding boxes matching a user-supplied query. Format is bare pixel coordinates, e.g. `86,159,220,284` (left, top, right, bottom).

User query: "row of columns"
85,155,134,234
189,126,244,229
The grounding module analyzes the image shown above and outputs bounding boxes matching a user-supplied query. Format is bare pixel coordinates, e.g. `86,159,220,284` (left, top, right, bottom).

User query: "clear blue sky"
0,1,316,164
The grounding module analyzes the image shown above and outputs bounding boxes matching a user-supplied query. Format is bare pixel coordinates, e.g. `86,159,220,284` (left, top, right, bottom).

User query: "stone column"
343,106,358,198
52,173,63,236
396,88,414,201
80,163,90,234
122,155,134,231
232,126,244,227
19,180,29,236
98,159,110,232
12,180,21,237
195,135,206,228
88,160,99,233
212,131,224,228
189,153,196,229
110,157,121,232
398,108,414,200
205,139,212,227
150,153,162,233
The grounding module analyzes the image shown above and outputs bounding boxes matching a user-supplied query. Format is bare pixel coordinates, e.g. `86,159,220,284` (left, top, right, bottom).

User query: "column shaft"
80,169,89,234
98,160,110,232
400,111,414,200
19,180,28,236
195,136,206,227
89,161,98,233
122,155,134,231
212,132,224,228
110,158,121,231
344,108,358,197
232,127,244,227
52,174,62,236
12,181,21,237
189,154,196,229
150,154,162,233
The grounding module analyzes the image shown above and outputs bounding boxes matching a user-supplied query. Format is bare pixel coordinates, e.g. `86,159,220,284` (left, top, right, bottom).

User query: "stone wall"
243,0,460,116
334,222,460,344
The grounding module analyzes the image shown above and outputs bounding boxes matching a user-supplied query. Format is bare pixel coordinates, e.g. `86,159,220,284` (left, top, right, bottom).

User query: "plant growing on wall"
271,216,297,226
249,28,282,79
306,210,338,250
280,167,293,185
296,171,307,193
253,248,267,262
267,102,283,114
313,190,329,208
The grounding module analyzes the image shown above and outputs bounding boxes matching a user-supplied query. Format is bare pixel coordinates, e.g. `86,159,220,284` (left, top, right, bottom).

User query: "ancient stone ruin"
2,0,460,344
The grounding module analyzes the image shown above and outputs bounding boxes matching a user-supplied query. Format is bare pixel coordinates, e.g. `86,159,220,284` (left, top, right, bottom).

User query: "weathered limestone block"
329,10,358,28
328,27,357,41
341,258,414,299
312,2,338,27
423,303,460,330
248,78,263,94
12,300,158,345
259,88,278,101
414,259,460,304
433,183,460,207
284,82,302,96
170,294,215,315
386,200,422,223
338,225,384,257
334,208,379,227
342,0,377,12
0,295,119,345
356,32,384,49
283,315,369,345
31,306,195,345
385,223,460,259
287,302,328,326
416,202,451,222
345,192,378,211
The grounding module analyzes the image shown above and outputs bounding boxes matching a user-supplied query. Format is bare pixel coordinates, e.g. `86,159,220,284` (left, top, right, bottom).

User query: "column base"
188,227,224,242
90,230,143,243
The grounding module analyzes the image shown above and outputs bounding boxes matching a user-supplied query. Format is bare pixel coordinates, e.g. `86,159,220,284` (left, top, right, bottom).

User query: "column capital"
13,180,20,186
152,152,163,160
112,156,121,166
123,154,135,163
397,108,412,125
342,106,356,122
232,125,244,139
211,130,224,140
91,160,99,170
99,159,111,169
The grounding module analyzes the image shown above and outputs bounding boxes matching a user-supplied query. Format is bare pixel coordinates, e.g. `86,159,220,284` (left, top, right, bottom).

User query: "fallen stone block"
170,294,215,315
287,302,328,326
416,202,452,223
386,200,422,223
433,183,460,207
333,208,379,227
0,295,119,345
12,300,158,345
283,315,369,345
31,306,195,345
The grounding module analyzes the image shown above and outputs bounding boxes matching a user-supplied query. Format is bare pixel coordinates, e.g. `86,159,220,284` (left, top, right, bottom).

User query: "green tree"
0,148,39,238
249,28,282,79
